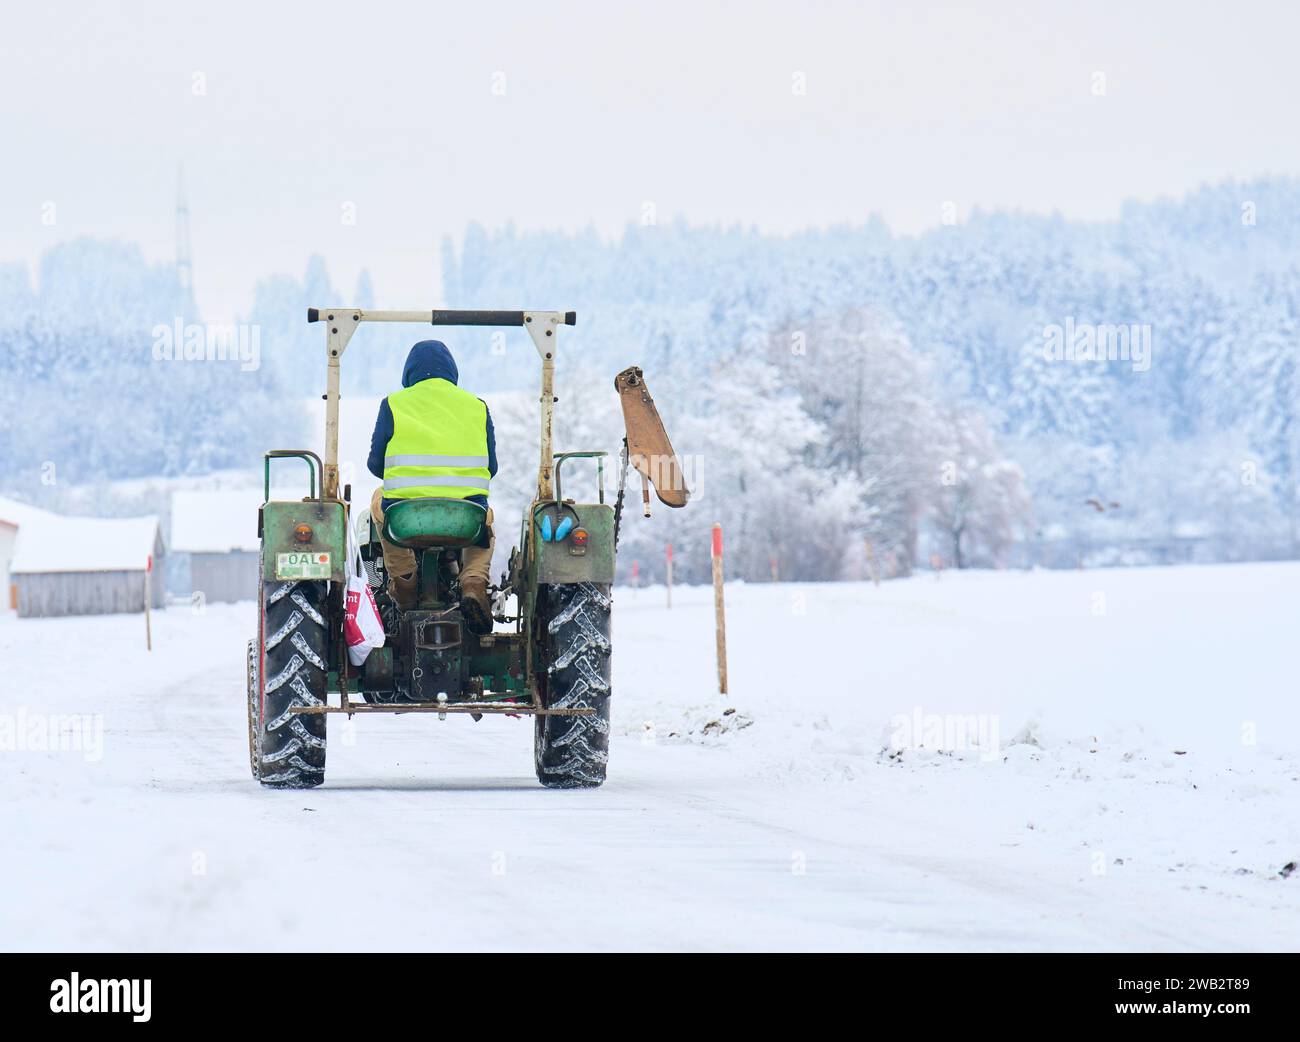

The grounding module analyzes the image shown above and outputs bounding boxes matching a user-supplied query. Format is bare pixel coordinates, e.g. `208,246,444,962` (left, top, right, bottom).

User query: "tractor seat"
382,498,487,549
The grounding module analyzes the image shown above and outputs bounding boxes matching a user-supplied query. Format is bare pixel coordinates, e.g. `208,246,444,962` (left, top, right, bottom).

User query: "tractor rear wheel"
253,578,329,788
245,639,261,780
534,582,612,788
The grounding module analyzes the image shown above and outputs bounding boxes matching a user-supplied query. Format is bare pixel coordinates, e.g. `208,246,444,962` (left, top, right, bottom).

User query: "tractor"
246,308,687,789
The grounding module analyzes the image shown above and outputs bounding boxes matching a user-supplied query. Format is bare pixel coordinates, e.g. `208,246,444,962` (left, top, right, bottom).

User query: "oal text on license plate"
276,552,331,579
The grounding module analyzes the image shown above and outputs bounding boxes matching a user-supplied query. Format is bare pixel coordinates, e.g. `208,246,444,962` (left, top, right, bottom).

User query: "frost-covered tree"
0,240,318,487
10,175,1300,569
767,311,946,575
931,407,1030,568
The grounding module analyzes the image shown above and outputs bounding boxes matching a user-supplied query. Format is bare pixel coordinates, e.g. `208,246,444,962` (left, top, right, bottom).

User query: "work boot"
460,576,492,634
390,571,418,612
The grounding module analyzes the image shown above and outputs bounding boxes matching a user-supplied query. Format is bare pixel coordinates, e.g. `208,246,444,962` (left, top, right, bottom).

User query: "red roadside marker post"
711,523,727,695
144,554,153,652
665,542,674,609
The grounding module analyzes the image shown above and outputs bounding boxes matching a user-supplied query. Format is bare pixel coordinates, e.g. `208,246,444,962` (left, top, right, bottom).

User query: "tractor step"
290,701,595,717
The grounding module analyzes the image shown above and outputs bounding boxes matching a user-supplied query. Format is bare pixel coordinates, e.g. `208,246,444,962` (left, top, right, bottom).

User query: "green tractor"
246,308,687,789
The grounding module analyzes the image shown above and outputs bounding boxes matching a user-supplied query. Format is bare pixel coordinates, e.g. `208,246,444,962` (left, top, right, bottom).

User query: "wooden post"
711,523,727,695
864,538,881,587
665,542,673,609
144,554,153,652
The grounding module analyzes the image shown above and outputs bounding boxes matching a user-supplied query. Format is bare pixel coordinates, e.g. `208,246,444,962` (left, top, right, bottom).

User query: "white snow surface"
1,562,1297,952
9,514,161,574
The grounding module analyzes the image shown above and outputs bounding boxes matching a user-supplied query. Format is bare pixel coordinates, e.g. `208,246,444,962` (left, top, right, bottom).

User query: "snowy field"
1,563,1297,952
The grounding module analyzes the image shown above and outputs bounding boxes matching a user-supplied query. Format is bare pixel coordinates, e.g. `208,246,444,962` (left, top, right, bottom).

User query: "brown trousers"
369,487,495,585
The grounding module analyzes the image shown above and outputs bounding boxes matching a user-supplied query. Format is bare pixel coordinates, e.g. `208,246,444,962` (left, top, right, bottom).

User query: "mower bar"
307,308,576,327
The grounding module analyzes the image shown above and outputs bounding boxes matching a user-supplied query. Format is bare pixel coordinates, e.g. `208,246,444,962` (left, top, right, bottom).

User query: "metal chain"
613,437,630,550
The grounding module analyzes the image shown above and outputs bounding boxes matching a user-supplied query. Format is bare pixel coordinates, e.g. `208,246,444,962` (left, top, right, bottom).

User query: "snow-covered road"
2,564,1297,951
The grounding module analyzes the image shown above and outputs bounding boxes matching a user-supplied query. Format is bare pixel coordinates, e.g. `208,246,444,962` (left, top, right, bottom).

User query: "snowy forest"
2,176,1297,582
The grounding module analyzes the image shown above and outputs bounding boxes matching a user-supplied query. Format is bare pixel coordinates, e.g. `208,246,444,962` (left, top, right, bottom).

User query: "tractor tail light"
293,523,314,543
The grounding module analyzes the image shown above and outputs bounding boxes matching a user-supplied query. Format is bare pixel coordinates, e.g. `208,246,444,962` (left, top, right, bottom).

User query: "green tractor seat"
382,498,487,549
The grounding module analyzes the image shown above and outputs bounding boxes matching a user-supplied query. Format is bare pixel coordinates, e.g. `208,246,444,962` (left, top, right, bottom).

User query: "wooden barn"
10,514,165,618
0,495,57,612
169,489,262,604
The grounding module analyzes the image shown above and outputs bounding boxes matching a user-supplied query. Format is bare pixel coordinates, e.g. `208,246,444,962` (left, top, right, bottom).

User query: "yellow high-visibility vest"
383,378,490,500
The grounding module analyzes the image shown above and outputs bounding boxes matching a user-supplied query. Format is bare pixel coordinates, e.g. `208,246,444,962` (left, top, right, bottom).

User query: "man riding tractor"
367,340,496,633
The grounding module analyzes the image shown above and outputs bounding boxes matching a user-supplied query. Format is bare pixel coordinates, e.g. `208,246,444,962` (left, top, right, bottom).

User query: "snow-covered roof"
10,515,161,574
0,495,57,530
170,489,263,553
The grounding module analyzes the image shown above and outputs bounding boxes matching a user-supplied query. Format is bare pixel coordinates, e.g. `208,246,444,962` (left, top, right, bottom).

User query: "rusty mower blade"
614,366,689,508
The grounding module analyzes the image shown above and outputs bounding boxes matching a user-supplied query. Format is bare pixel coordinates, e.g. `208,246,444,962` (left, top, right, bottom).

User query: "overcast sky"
3,1,1298,321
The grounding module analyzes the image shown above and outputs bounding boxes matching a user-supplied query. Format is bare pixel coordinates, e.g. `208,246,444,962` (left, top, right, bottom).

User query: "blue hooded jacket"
368,341,497,508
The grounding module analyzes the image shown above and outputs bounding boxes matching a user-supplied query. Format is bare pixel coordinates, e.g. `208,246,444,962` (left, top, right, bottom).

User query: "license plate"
276,551,331,579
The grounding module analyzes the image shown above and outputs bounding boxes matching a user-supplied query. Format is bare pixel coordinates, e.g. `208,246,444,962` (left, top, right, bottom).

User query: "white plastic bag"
343,516,385,667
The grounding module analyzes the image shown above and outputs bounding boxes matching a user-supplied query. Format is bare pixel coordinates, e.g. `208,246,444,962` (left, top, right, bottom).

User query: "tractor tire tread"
253,578,328,789
535,581,612,788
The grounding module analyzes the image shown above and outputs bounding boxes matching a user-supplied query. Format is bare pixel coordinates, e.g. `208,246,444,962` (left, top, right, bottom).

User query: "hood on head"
402,340,458,387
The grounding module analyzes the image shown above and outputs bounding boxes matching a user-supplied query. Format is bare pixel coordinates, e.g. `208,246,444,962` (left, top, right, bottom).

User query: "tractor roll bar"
308,307,575,501
308,308,576,327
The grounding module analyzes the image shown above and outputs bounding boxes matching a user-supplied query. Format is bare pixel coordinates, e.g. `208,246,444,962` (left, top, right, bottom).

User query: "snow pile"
623,705,754,745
